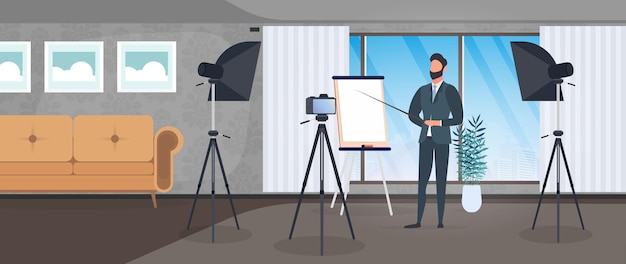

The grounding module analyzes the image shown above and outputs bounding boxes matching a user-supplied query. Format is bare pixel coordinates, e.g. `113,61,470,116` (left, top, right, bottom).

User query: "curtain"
263,26,349,192
540,26,625,192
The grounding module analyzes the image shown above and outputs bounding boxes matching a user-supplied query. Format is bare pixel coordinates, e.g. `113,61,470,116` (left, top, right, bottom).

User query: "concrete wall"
2,0,623,194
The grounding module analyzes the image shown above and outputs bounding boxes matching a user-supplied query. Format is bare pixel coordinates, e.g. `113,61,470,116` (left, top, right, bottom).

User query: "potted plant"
453,114,488,213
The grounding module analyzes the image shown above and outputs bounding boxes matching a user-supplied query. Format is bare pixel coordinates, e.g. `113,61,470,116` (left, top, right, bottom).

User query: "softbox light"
511,42,585,244
511,41,573,101
199,41,261,101
187,41,261,241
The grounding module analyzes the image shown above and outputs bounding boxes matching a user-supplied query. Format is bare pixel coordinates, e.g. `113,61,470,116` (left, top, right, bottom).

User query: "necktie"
432,84,436,102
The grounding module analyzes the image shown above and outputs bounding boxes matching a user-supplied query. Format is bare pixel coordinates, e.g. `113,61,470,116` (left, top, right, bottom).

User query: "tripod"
186,80,239,243
289,115,355,256
532,81,584,243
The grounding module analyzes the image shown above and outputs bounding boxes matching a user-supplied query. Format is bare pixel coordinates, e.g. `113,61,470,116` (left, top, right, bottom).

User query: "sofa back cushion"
74,115,154,162
0,115,73,162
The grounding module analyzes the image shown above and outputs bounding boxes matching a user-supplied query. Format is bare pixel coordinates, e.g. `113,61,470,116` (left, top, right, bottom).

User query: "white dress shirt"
427,80,442,137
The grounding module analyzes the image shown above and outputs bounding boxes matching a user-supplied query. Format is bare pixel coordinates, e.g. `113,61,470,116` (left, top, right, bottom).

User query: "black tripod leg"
289,128,320,239
559,141,585,230
556,141,560,243
320,133,325,256
323,129,355,240
214,141,240,230
533,139,559,230
211,140,216,243
187,141,212,230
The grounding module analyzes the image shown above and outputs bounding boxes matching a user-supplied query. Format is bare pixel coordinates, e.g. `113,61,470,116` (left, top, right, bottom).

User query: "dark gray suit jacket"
408,81,463,144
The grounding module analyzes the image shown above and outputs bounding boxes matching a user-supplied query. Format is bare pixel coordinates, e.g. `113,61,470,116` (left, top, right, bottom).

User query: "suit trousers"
417,137,449,224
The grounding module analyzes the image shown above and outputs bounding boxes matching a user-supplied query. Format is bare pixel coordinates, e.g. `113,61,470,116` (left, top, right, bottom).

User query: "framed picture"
117,41,176,93
0,42,31,93
45,41,103,93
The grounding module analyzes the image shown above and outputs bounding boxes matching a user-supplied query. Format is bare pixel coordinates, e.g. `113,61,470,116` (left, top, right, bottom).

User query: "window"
349,33,539,182
463,36,540,181
349,36,361,76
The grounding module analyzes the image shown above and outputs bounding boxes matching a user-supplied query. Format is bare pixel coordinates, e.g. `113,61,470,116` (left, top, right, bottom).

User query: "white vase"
462,184,482,213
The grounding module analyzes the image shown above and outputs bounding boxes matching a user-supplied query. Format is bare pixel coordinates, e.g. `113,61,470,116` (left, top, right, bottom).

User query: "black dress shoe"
404,223,421,228
437,223,444,228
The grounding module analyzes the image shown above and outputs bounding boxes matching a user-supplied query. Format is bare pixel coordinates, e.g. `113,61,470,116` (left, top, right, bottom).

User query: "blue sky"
52,52,95,70
0,52,23,72
125,52,169,73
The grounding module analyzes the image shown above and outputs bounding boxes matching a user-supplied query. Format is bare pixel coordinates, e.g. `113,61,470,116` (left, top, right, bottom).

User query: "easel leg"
377,152,393,216
331,151,352,209
339,152,355,216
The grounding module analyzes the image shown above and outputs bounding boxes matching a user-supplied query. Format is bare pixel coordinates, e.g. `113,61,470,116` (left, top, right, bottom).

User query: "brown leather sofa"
0,115,184,208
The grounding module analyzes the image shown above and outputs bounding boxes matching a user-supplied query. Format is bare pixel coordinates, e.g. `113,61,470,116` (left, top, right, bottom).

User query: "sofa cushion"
0,115,73,162
74,115,154,162
0,162,73,175
74,162,153,175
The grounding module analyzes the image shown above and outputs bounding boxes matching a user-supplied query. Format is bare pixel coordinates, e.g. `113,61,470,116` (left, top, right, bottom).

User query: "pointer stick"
356,90,424,123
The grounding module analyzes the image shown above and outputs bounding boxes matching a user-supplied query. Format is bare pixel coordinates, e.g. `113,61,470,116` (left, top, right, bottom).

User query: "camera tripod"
186,80,239,243
532,81,584,243
289,114,355,256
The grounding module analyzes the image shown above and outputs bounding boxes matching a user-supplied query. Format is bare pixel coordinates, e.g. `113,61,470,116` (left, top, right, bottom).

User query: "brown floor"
130,200,626,264
0,195,623,263
1,195,289,264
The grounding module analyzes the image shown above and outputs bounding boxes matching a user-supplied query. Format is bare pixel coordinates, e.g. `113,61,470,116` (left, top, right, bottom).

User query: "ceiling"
1,0,625,23
228,0,626,23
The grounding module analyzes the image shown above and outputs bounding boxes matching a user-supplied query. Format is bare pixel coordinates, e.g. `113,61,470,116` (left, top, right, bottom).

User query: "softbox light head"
511,41,572,101
549,63,574,79
199,41,261,101
198,62,224,79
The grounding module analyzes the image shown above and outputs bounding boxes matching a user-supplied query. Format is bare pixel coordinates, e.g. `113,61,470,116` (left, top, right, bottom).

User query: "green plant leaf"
454,114,488,184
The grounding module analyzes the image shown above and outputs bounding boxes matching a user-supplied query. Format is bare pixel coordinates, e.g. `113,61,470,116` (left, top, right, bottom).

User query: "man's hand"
425,120,442,127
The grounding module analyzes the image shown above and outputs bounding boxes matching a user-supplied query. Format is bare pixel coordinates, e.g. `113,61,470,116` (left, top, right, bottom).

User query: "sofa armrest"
154,126,184,192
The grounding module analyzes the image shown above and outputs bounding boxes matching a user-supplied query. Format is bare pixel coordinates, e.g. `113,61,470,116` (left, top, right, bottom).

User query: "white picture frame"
117,41,176,93
44,41,103,93
0,41,31,93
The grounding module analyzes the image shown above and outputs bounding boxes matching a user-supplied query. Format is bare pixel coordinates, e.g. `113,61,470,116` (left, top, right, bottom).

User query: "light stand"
289,114,355,256
186,79,240,243
510,41,586,243
531,80,585,243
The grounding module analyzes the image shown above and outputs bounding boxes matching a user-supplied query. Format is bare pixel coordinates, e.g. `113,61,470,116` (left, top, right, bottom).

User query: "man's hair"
430,53,447,68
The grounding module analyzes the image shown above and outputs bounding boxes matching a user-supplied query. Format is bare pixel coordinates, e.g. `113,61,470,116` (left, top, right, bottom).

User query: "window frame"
349,32,540,183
